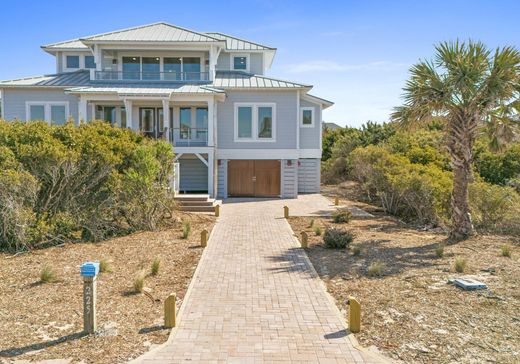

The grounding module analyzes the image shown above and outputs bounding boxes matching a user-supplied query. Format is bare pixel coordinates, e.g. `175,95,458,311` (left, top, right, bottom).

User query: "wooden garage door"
228,160,281,197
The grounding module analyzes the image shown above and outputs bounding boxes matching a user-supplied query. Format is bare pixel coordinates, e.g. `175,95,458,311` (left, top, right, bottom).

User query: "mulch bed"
0,213,215,363
288,187,519,363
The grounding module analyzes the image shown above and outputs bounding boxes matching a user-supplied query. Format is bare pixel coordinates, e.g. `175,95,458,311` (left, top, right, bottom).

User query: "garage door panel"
228,160,255,196
227,160,280,197
254,160,281,197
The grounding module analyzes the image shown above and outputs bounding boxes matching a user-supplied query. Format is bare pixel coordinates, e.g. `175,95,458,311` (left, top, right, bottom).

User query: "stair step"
174,194,210,202
177,200,216,207
179,205,216,212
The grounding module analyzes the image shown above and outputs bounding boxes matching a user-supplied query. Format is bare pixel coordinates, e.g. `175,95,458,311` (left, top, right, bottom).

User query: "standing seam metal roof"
204,32,275,51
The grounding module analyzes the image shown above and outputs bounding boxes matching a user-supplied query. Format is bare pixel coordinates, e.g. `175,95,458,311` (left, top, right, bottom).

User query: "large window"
183,57,201,80
234,103,275,141
164,57,182,80
142,57,160,80
300,107,314,127
85,56,96,69
66,55,80,69
122,57,141,80
26,102,69,125
96,106,117,126
180,107,192,139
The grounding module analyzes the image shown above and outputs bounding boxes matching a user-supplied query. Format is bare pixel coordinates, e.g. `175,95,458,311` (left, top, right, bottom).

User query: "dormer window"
232,55,249,71
66,55,79,69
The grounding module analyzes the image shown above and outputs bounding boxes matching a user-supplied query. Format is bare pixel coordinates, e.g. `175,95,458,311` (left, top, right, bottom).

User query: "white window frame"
234,102,276,142
300,107,315,128
25,102,70,124
230,53,250,72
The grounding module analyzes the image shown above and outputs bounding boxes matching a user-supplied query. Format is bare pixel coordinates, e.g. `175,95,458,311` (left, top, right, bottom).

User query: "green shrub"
435,244,445,258
314,226,322,236
368,261,385,277
323,228,354,249
501,245,512,257
0,121,175,252
332,209,352,224
151,257,161,276
182,221,191,239
453,257,467,273
40,265,57,283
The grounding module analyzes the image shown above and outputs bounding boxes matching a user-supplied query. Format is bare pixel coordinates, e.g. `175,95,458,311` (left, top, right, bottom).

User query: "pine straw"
0,212,215,363
289,196,520,363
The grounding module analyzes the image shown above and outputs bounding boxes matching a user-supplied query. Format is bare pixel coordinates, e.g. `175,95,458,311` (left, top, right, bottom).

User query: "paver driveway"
135,195,385,363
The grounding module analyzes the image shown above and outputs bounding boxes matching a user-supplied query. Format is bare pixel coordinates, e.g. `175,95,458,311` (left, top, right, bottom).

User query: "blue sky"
1,0,519,127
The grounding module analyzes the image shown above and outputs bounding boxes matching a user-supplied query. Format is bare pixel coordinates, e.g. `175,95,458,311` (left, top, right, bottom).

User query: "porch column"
207,98,215,147
162,99,170,142
78,97,88,125
123,99,133,129
208,149,215,198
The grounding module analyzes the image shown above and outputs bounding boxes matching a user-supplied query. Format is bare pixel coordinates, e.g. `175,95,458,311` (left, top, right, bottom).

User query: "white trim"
25,101,70,124
0,89,4,120
233,102,276,142
300,107,315,128
296,91,300,149
217,148,321,160
195,153,209,167
230,53,250,72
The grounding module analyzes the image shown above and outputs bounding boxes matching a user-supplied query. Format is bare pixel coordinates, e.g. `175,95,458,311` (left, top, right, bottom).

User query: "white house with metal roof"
0,22,332,199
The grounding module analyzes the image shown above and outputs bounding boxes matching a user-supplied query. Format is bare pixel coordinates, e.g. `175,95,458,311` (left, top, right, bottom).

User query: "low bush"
352,245,362,256
0,121,175,252
435,244,445,258
40,265,57,283
332,209,352,224
314,227,322,236
501,245,512,258
453,257,467,273
368,261,385,277
323,228,354,249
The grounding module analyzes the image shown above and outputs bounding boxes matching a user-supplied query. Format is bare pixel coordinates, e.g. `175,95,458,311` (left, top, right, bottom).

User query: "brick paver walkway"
136,195,385,363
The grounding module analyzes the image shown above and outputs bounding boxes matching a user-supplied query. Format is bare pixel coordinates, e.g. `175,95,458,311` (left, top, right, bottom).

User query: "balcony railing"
171,127,208,147
93,71,210,82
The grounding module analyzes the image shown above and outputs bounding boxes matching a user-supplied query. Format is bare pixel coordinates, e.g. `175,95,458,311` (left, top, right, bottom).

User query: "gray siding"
217,159,227,198
299,99,321,149
1,89,79,123
281,159,298,198
298,158,320,193
217,90,298,149
216,52,231,71
216,52,263,74
179,156,208,192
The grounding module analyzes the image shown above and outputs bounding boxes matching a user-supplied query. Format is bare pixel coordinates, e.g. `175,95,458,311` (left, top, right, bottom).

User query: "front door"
227,160,281,197
140,108,167,139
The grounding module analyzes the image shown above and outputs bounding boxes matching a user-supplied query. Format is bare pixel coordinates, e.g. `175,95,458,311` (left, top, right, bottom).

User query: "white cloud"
283,60,408,73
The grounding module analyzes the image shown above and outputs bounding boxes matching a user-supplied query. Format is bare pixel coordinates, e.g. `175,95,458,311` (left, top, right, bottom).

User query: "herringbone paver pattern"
138,196,384,363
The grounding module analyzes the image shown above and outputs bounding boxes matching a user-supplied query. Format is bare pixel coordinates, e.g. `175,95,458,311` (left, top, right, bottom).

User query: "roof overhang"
302,93,334,109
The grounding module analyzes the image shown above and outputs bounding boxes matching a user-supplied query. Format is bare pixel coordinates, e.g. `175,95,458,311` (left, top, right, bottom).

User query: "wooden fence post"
348,297,361,333
283,205,289,219
80,262,100,334
215,204,220,217
164,293,177,328
201,229,208,247
301,231,308,248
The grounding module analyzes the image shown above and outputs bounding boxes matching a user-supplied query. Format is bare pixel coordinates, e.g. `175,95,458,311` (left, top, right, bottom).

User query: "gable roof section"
80,22,221,44
41,39,89,51
213,71,311,89
204,32,275,51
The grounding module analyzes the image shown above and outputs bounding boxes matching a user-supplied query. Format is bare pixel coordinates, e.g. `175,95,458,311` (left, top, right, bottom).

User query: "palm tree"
392,40,520,241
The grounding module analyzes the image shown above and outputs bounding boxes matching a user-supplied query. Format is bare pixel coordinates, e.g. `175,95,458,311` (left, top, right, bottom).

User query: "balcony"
92,70,210,82
171,127,208,147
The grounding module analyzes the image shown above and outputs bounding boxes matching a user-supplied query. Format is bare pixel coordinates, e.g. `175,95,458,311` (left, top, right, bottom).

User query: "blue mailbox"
80,262,100,277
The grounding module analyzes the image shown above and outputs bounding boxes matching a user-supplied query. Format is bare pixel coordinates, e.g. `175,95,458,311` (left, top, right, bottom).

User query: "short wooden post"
348,296,361,333
334,196,339,206
283,205,289,219
164,293,176,328
214,204,220,217
80,262,100,334
301,231,308,248
201,229,208,247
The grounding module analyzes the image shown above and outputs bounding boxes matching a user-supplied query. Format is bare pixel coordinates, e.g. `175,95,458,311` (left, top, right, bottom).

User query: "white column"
78,97,88,125
209,45,217,81
207,98,215,147
124,99,133,129
162,98,170,142
208,149,214,198
94,45,102,71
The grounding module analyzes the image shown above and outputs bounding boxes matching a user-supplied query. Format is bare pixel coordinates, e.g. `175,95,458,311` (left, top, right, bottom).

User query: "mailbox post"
80,262,99,334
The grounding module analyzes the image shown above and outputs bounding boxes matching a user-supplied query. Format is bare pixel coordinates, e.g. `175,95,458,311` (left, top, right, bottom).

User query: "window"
164,57,182,80
234,103,276,141
142,57,160,80
196,108,208,139
300,107,315,127
233,56,248,71
85,56,96,69
66,55,80,69
26,102,69,124
180,107,192,139
122,57,141,80
183,57,201,80
96,106,116,126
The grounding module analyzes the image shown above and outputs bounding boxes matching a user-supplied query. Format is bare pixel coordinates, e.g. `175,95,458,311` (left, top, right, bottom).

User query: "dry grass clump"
40,265,57,283
332,209,352,224
314,226,322,236
182,221,191,239
352,245,362,256
151,257,161,276
435,244,445,258
501,244,512,257
368,261,385,277
99,258,112,273
453,257,467,273
133,270,146,293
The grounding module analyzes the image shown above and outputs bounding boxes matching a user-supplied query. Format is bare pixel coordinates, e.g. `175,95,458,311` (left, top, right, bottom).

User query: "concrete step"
178,205,216,212
174,194,210,202
177,200,216,207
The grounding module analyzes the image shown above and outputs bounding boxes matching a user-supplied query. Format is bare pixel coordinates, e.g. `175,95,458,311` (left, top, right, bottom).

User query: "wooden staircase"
174,194,220,213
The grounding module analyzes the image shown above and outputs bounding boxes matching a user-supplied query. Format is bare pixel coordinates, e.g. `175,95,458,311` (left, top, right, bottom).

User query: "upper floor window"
142,57,160,80
26,102,69,125
85,56,96,69
232,55,249,71
234,103,276,142
300,107,315,127
66,55,80,69
120,56,202,80
122,57,141,80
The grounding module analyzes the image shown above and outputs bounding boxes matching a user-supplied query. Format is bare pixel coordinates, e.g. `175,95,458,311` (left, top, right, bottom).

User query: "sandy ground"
288,183,520,364
0,213,215,364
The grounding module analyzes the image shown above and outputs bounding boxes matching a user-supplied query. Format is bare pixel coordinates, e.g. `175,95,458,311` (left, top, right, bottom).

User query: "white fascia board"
216,148,321,160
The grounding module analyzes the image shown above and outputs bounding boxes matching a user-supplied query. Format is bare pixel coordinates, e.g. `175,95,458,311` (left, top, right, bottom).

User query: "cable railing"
94,71,210,82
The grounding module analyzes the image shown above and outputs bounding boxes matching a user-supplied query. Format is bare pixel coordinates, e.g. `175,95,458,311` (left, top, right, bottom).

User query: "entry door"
140,108,156,138
227,160,281,197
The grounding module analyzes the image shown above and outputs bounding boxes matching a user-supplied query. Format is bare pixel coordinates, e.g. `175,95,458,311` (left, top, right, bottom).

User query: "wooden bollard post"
283,205,289,219
164,293,177,328
214,204,220,217
201,229,208,247
301,231,308,248
334,196,339,206
348,296,361,333
80,262,100,334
